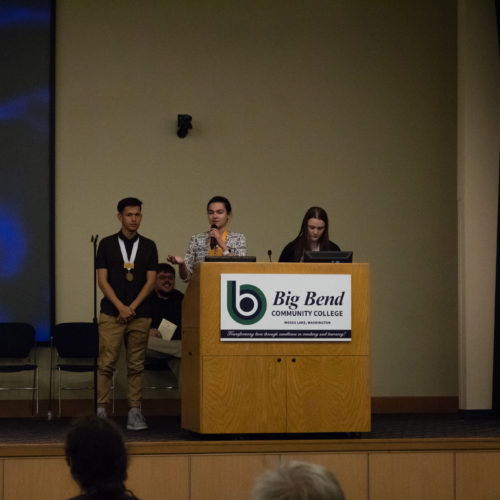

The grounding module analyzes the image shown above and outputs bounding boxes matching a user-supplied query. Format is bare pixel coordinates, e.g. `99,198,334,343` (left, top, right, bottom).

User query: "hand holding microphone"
210,224,218,249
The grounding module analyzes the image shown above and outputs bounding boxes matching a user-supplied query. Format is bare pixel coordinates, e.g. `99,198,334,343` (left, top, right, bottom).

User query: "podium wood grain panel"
287,356,371,432
181,262,370,434
181,327,202,431
202,356,287,433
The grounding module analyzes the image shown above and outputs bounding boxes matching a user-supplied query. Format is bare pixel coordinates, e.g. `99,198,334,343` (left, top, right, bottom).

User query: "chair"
0,322,38,416
53,322,114,417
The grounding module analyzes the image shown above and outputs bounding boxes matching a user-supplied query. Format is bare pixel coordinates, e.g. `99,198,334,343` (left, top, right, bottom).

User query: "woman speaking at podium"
168,195,247,281
278,206,340,262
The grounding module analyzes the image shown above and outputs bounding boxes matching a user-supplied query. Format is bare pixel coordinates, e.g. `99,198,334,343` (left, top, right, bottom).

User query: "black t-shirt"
96,231,158,317
149,289,184,340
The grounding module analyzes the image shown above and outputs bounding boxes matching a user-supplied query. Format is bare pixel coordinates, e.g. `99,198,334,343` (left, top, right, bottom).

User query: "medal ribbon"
118,237,139,270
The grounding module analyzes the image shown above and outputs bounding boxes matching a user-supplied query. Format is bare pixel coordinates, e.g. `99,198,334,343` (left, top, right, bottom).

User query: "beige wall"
55,1,458,398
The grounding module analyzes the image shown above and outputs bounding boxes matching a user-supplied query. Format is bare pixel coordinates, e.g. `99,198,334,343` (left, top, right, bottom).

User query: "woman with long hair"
168,195,246,280
278,207,340,262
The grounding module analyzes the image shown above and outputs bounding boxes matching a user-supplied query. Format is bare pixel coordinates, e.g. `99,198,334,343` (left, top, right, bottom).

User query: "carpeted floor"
1,413,500,444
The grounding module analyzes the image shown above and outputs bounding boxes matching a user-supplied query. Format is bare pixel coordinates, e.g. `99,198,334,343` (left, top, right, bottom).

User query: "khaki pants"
98,313,151,408
146,338,181,382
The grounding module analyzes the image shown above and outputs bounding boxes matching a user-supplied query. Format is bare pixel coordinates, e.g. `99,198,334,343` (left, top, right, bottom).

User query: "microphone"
210,224,217,249
268,250,272,262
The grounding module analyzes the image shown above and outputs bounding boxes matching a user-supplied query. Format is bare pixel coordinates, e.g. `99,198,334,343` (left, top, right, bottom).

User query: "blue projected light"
0,6,50,27
0,205,27,278
1,0,52,342
0,89,50,134
35,320,50,342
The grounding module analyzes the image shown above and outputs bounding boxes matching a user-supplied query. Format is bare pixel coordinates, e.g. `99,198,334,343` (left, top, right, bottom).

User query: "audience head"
155,263,176,296
252,460,345,500
65,415,136,500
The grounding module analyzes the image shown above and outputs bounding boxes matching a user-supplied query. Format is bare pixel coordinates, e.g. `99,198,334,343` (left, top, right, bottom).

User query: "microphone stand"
91,235,99,412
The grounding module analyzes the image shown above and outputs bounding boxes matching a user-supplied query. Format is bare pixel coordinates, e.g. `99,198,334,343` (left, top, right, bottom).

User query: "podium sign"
220,273,351,341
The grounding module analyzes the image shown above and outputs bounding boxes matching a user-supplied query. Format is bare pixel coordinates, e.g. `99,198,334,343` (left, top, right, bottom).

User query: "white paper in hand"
158,319,177,341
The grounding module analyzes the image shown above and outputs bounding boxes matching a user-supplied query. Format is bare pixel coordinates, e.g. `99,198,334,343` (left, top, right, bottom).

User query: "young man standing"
95,197,158,430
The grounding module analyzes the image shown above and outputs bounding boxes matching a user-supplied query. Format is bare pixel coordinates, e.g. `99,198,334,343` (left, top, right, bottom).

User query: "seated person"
168,195,247,281
279,206,340,262
146,263,183,383
65,415,141,500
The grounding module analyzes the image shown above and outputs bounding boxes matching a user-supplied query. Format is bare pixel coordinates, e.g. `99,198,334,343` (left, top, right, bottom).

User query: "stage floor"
2,413,500,445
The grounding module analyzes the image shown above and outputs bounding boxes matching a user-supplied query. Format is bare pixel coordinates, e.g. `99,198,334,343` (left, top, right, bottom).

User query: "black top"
278,240,341,262
96,231,158,317
149,288,184,340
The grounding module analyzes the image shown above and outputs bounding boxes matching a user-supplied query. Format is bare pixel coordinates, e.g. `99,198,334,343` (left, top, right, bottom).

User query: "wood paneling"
127,455,189,500
202,356,287,433
0,459,4,500
287,355,370,432
369,452,454,500
286,452,368,500
6,447,500,499
190,454,280,500
456,451,500,500
3,457,78,500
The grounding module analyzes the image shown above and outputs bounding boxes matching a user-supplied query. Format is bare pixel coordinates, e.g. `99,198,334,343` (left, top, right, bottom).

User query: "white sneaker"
127,407,148,430
97,407,107,419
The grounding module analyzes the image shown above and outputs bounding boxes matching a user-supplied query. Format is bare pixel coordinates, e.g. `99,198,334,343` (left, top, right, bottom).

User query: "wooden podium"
181,262,370,434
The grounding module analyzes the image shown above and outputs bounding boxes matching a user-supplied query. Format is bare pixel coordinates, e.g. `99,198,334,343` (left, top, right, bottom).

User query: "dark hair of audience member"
65,415,139,500
252,460,345,500
293,206,330,261
206,195,232,215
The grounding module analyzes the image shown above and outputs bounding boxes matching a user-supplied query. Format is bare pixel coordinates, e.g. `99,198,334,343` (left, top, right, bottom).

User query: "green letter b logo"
227,281,267,325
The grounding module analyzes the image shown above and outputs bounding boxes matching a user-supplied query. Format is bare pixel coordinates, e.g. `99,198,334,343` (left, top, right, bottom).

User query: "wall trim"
0,397,457,418
372,396,459,414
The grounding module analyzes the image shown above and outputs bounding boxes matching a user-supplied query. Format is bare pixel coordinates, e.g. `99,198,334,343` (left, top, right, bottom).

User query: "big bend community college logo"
226,281,267,325
220,274,352,342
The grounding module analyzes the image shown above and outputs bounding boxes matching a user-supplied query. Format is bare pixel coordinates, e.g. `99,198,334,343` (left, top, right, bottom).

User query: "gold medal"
118,237,138,283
